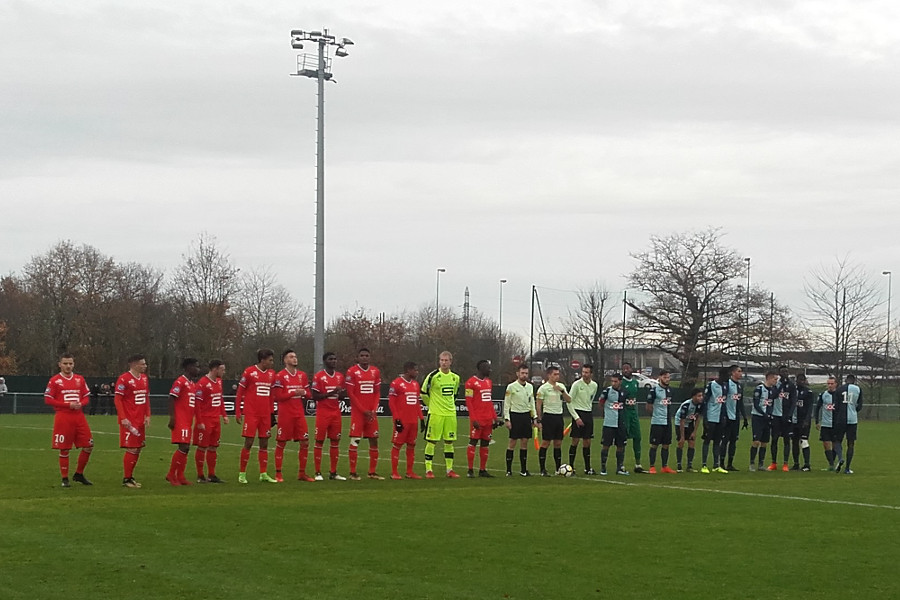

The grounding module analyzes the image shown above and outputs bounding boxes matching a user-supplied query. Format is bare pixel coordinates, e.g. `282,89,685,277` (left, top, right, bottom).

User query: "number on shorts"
54,433,65,444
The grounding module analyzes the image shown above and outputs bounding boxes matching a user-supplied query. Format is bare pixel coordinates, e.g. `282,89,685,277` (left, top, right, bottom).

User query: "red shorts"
194,418,222,447
391,421,418,446
315,411,342,441
52,414,93,450
171,420,193,444
349,410,379,439
277,415,309,442
469,421,493,441
241,415,271,439
119,423,146,448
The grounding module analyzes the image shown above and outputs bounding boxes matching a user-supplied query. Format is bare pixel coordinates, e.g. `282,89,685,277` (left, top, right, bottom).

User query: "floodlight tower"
290,29,353,371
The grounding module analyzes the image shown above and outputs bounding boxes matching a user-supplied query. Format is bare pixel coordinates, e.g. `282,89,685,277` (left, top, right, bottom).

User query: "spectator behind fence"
89,383,101,415
0,377,6,413
99,382,113,416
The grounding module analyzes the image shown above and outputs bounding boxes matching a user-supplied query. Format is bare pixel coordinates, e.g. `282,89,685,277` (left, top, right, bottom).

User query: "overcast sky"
2,0,898,341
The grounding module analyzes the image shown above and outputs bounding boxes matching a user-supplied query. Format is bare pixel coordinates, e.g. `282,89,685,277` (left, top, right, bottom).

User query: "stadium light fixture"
289,27,354,371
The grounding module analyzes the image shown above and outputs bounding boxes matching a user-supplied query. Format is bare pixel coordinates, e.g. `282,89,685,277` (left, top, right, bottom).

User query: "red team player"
312,351,347,481
235,349,278,484
388,361,424,480
165,358,200,486
44,353,94,488
115,354,151,488
345,348,384,481
465,360,501,478
193,359,229,483
272,349,314,483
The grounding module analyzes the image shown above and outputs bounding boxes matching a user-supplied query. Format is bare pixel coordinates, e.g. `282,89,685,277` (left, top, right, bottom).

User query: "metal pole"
530,286,535,368
745,257,751,370
768,292,774,365
313,38,326,372
883,271,892,387
498,279,507,376
621,290,627,368
435,268,445,333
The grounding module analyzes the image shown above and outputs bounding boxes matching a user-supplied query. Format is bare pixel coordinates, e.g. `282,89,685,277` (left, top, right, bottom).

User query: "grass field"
1,415,898,600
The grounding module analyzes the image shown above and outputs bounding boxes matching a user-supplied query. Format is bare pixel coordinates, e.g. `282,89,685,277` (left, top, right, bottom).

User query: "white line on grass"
575,474,900,511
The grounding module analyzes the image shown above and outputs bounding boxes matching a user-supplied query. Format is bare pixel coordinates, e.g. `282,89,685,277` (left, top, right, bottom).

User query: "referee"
503,364,537,476
536,365,571,476
568,364,598,475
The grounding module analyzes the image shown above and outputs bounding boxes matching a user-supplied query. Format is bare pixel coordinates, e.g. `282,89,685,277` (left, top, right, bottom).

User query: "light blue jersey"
646,384,672,426
601,386,627,428
817,391,835,428
724,380,743,421
674,399,701,427
842,384,862,425
703,380,727,423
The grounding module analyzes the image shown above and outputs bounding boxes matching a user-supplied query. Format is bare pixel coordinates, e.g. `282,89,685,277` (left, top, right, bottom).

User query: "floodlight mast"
290,28,352,371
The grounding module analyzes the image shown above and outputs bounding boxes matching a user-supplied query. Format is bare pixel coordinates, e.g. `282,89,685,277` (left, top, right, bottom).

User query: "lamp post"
435,268,446,332
744,257,751,370
498,279,508,377
883,270,892,385
290,28,353,371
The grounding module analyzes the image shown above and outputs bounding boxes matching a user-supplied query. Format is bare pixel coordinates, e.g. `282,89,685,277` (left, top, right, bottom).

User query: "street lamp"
435,268,446,332
883,270,892,384
290,28,353,371
498,279,508,376
744,257,751,370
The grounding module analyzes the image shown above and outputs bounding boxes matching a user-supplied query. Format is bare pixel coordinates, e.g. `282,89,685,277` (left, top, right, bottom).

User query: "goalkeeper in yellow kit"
421,351,461,478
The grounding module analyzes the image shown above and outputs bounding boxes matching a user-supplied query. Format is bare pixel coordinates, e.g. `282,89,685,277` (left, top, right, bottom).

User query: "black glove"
419,419,427,433
394,420,403,433
742,419,748,430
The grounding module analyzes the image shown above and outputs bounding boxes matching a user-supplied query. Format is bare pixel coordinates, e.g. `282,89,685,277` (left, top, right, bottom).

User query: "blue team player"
701,368,730,474
674,388,704,472
749,371,777,471
767,366,796,472
815,376,838,471
599,374,629,476
832,374,863,475
645,371,675,474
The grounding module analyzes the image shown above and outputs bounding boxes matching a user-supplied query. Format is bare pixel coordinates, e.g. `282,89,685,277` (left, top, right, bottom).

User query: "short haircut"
611,373,622,380
127,354,145,365
827,376,836,383
729,364,741,374
439,351,453,360
690,388,704,397
208,359,224,370
659,370,670,376
845,374,857,383
282,348,295,360
778,364,789,370
358,348,370,355
59,352,74,360
403,361,417,372
181,357,199,369
476,359,490,370
796,373,807,382
546,366,560,375
582,364,594,372
323,351,336,361
718,367,730,380
622,362,632,368
257,348,275,361
517,364,529,371
765,370,778,379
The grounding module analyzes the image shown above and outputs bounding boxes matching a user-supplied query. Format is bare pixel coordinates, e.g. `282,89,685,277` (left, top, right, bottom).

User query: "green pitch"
1,415,898,599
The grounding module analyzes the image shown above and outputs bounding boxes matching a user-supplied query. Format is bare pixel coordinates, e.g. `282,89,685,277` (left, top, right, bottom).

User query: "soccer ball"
557,464,574,477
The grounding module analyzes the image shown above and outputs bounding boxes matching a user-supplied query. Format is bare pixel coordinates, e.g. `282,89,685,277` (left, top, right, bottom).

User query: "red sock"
195,449,206,478
207,449,218,477
76,449,90,475
330,442,340,473
314,444,323,473
176,450,189,482
298,442,309,476
168,450,180,480
391,445,400,476
479,446,489,471
239,448,250,473
369,448,379,474
59,451,70,478
348,444,358,474
467,444,476,470
406,445,416,474
258,449,268,473
124,451,139,479
275,442,285,472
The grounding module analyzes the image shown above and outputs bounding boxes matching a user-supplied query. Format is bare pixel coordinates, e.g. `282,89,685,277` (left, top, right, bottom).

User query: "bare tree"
626,228,793,387
562,283,616,376
804,256,882,379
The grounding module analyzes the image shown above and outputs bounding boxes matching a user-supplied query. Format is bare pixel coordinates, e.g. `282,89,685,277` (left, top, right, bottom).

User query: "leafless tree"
562,283,616,376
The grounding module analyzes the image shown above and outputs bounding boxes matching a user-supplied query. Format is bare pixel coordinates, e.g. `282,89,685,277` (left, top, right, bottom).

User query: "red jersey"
235,365,276,419
168,375,197,426
44,373,90,414
388,376,422,423
115,370,150,425
194,375,226,419
312,370,345,415
272,368,309,419
465,376,496,424
345,364,381,413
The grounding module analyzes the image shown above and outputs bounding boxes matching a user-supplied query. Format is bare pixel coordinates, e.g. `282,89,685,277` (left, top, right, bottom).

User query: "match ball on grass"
557,464,574,477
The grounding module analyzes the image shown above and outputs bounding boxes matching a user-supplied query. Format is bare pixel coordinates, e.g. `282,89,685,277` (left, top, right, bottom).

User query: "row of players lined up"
43,349,862,488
